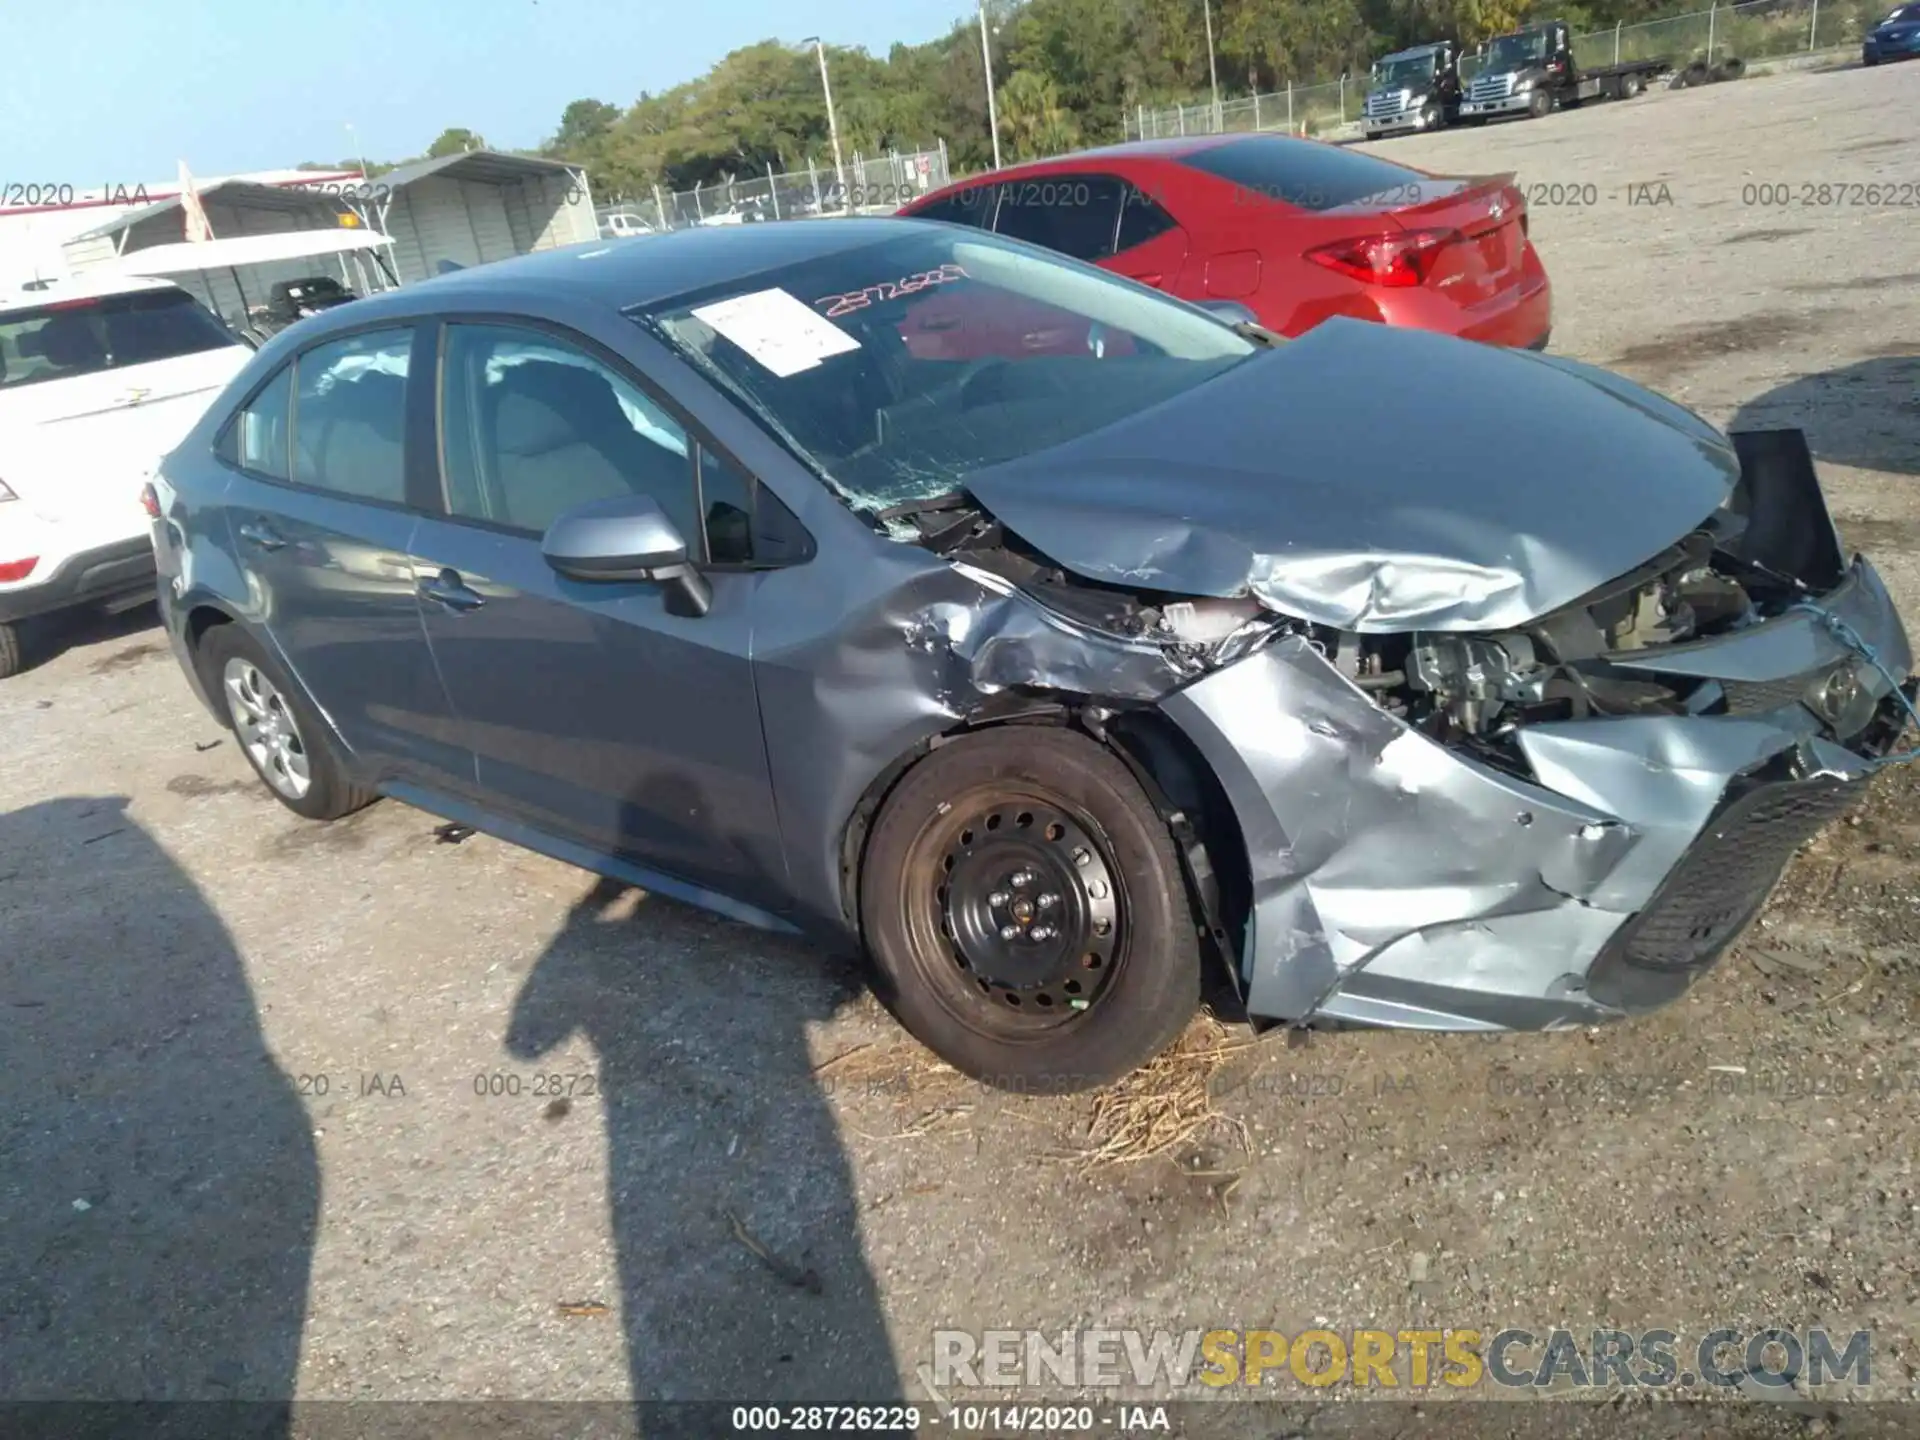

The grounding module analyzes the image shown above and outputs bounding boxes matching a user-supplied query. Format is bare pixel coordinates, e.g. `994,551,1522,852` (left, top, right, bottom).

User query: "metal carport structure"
59,182,389,326
349,151,597,285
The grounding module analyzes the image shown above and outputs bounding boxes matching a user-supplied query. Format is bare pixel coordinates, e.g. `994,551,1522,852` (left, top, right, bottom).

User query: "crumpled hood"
962,317,1742,633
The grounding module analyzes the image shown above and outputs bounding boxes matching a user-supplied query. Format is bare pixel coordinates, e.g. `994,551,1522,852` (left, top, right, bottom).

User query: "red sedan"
897,133,1551,350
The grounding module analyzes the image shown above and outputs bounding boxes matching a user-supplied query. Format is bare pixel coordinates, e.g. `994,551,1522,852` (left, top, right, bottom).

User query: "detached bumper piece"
1589,680,1913,1011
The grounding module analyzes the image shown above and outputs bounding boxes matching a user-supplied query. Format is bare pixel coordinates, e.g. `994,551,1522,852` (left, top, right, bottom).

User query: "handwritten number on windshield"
815,264,969,319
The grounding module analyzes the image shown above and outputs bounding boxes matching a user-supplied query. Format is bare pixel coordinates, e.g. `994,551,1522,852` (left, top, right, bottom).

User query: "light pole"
1202,0,1221,132
800,36,848,209
345,122,369,179
977,0,1003,169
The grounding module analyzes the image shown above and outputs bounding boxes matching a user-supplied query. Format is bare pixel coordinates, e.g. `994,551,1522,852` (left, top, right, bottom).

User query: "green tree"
426,127,486,158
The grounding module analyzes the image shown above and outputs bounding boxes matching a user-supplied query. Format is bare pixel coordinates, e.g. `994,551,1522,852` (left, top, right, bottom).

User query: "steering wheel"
955,355,1012,409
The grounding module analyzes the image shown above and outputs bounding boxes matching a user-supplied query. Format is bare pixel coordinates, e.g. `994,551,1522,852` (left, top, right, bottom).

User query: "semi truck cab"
1362,42,1461,139
1461,20,1667,120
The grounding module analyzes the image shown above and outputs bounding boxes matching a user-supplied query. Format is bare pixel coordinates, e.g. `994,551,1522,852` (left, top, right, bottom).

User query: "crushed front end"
1153,431,1917,1030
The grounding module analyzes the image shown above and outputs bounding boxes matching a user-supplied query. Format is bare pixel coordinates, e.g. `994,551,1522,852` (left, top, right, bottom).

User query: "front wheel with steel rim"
198,624,374,821
860,727,1202,1093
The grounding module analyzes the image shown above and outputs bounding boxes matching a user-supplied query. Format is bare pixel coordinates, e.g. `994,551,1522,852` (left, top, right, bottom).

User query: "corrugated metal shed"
51,154,597,317
362,152,597,285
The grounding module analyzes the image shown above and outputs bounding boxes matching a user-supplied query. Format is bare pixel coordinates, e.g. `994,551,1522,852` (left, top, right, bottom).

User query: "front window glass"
1486,30,1550,68
641,227,1255,516
1373,54,1437,85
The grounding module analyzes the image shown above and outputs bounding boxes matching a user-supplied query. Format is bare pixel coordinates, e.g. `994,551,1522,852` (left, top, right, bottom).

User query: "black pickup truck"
1459,20,1669,121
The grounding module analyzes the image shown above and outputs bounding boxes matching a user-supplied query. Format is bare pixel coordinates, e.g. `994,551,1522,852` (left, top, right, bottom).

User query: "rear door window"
1117,184,1180,253
233,367,294,480
909,182,998,230
290,330,411,505
992,174,1125,262
1177,137,1428,212
0,287,240,390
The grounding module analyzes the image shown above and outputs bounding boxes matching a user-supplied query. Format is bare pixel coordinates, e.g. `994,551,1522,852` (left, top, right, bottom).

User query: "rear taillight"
1305,227,1462,288
0,557,38,583
139,482,161,519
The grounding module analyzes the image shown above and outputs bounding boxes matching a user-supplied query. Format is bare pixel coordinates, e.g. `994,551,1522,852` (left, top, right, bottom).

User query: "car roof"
362,218,936,316
1380,43,1448,60
0,271,180,314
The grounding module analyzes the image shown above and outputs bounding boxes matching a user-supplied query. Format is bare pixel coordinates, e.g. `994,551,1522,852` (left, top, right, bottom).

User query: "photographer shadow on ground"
0,796,316,1435
505,874,901,1408
1733,348,1920,479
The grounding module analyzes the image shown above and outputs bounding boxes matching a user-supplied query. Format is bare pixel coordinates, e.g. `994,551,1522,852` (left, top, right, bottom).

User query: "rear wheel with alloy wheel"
201,625,374,821
860,727,1202,1093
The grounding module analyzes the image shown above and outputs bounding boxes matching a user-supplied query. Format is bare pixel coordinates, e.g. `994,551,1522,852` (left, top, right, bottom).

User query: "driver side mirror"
542,493,713,617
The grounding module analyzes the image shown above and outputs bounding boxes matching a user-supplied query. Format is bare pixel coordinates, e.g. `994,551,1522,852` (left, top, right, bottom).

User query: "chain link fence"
1129,0,1888,140
595,146,951,237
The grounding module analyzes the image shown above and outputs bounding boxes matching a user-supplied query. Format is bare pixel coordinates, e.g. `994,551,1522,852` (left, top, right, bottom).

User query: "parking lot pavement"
2,62,1917,1422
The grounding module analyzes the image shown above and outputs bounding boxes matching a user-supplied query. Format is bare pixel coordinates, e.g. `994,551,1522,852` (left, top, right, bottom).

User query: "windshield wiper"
874,490,977,523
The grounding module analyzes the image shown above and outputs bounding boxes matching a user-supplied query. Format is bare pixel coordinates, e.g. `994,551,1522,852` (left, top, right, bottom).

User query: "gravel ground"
2,60,1917,1438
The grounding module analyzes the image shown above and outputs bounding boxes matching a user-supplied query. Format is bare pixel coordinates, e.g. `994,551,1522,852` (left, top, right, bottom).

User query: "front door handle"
419,568,486,613
236,520,287,551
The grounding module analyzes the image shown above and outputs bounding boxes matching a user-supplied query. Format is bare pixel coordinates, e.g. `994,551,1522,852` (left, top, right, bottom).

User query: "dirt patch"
1606,311,1829,383
1720,227,1816,246
1791,271,1920,294
165,774,265,801
1833,515,1920,554
259,811,372,859
89,642,164,676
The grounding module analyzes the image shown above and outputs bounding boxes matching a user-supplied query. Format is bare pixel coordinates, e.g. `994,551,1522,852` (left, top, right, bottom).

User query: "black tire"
860,726,1203,1094
200,624,375,821
1622,73,1644,98
1421,99,1445,130
0,621,20,680
1528,88,1554,119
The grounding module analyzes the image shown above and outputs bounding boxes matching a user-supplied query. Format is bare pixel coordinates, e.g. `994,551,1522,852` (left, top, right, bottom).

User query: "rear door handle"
236,520,287,551
419,568,486,613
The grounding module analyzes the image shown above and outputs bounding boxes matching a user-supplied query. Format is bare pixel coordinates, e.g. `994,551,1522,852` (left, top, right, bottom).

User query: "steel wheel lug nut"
1031,926,1056,941
1072,847,1091,866
999,925,1020,941
1011,870,1033,889
988,891,1010,907
1037,893,1058,909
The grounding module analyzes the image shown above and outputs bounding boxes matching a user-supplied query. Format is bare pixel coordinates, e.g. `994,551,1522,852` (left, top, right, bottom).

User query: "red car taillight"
0,557,39,583
140,482,161,519
1304,228,1463,288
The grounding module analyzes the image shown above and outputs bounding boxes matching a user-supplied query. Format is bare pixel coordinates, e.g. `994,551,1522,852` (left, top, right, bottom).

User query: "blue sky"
3,0,972,181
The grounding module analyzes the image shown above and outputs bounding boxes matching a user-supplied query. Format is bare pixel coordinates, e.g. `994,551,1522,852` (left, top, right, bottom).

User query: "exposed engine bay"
901,475,1875,754
872,423,1912,1035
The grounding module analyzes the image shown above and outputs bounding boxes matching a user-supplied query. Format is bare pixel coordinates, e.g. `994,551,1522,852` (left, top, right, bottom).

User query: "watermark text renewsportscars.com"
930,1326,1872,1393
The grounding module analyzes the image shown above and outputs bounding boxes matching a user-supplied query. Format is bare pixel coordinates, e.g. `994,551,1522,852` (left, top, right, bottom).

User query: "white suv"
0,274,252,676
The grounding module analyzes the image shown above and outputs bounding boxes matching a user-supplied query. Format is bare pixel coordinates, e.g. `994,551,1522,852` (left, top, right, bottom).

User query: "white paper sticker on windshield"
690,287,862,378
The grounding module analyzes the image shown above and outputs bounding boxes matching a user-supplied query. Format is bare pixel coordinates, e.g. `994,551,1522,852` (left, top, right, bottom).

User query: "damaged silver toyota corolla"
155,220,1915,1093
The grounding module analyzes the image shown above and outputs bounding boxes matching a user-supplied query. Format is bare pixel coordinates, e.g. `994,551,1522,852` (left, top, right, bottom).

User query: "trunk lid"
1376,173,1528,307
